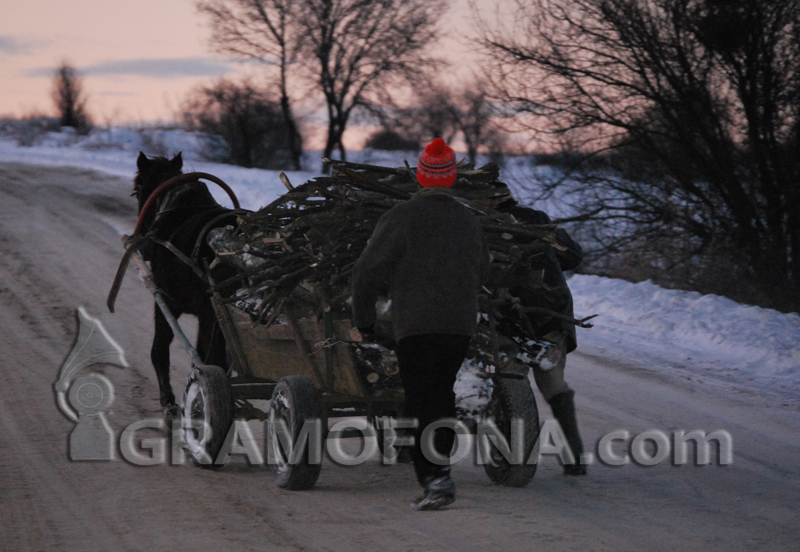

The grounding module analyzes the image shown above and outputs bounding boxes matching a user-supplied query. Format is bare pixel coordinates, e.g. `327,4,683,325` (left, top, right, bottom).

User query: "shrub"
364,130,419,151
181,79,299,170
0,115,61,147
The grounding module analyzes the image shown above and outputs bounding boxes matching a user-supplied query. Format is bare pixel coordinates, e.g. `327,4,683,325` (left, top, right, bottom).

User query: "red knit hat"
417,138,457,187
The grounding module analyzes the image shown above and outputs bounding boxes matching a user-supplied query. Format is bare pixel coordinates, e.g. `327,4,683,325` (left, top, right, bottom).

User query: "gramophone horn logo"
55,307,128,460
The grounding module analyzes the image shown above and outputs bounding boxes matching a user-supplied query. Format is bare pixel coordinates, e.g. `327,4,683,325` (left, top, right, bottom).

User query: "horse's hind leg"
152,304,177,412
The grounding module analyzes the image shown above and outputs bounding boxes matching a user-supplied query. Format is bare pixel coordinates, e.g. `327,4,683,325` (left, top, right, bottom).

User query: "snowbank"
571,274,800,391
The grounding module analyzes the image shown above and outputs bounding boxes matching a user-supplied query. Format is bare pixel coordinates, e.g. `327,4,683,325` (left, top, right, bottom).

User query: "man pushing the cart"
352,138,491,511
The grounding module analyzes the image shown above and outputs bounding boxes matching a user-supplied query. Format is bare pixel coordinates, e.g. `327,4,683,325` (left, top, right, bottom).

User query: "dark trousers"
397,333,471,486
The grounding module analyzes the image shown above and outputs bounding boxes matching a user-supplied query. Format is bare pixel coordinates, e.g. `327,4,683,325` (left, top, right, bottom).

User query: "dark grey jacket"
352,188,491,341
504,205,583,352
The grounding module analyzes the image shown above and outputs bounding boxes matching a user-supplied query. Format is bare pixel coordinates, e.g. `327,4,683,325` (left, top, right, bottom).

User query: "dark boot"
412,467,455,511
548,390,587,475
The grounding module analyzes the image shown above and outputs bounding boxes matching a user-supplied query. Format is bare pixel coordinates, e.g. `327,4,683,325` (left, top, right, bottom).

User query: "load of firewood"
206,158,592,380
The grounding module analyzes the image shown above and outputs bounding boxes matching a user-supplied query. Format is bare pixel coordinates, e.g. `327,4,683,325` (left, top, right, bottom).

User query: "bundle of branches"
206,159,593,374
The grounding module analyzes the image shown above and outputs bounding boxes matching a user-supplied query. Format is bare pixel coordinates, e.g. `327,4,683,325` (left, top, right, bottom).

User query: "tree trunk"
321,129,336,175
280,92,303,171
278,57,303,171
467,143,478,166
790,213,800,291
321,113,348,174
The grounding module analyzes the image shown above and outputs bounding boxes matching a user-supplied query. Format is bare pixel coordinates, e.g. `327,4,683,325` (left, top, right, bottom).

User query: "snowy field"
1,125,798,402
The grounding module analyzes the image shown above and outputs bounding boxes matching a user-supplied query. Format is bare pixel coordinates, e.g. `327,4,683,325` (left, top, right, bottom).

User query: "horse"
131,152,240,420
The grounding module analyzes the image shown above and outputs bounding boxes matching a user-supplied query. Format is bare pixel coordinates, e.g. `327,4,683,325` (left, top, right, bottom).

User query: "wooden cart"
110,172,540,491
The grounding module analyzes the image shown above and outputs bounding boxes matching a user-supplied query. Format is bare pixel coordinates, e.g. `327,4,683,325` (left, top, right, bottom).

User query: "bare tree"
198,0,305,170
476,0,800,308
411,83,461,146
51,62,91,132
296,0,448,170
376,81,460,148
376,77,507,165
452,79,505,166
198,0,447,172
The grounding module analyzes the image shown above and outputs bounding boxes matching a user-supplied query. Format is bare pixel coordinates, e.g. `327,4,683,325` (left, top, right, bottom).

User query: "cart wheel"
482,377,539,487
268,375,323,490
182,365,233,468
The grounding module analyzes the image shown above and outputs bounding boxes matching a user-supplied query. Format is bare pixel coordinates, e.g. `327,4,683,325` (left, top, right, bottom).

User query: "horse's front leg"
152,303,179,420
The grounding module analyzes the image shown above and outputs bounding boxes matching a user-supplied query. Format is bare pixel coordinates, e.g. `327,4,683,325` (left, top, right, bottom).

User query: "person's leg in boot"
548,390,587,475
412,394,463,511
532,333,587,475
397,335,440,487
397,334,470,510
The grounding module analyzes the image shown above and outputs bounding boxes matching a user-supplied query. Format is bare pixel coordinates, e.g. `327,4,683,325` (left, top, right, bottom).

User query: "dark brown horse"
132,152,240,419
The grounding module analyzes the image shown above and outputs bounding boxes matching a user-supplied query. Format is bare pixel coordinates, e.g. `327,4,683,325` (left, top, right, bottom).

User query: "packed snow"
1,125,797,400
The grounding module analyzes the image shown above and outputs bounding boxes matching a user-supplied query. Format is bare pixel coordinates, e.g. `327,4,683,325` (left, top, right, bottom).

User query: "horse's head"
133,151,184,211
133,151,183,231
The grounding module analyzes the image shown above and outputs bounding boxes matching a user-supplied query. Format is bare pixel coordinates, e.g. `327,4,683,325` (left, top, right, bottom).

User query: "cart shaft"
130,251,203,367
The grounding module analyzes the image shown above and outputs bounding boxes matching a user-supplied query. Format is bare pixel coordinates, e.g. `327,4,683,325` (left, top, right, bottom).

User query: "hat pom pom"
425,137,447,155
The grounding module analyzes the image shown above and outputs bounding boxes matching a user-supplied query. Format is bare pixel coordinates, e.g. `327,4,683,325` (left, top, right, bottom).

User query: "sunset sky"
0,0,491,146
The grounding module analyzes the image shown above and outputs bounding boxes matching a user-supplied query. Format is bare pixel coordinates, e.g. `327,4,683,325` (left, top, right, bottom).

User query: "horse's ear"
137,151,148,171
171,152,183,170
